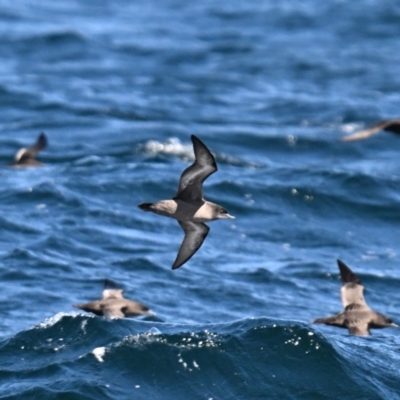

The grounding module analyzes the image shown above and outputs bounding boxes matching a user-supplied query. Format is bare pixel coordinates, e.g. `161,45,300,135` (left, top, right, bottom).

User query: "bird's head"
215,206,235,220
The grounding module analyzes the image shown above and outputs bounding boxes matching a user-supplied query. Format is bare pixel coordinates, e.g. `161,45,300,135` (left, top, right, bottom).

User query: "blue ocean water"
1,0,400,398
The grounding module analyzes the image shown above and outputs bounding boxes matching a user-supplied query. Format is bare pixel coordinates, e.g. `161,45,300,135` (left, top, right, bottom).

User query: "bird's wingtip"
104,279,122,290
138,203,153,211
37,132,48,149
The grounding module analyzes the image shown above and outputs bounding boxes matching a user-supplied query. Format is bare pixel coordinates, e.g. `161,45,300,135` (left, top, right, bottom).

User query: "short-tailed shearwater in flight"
73,279,154,318
313,260,398,336
138,135,235,269
11,132,48,167
342,118,400,141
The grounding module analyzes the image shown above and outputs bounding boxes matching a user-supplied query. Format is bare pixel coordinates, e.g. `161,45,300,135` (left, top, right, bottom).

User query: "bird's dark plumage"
138,135,234,270
11,132,48,167
174,135,217,202
172,221,210,269
313,260,397,336
338,259,361,285
73,279,154,318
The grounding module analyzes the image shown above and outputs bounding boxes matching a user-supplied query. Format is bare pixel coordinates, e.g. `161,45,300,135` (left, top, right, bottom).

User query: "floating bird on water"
139,135,235,269
342,118,400,141
74,279,154,318
11,132,48,167
313,260,397,336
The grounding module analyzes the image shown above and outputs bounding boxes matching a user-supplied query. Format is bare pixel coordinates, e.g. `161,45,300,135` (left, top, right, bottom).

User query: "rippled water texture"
1,0,400,399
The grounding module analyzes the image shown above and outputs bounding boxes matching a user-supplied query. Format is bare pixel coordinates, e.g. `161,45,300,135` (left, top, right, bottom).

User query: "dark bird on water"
11,132,48,167
138,135,235,270
313,260,398,336
73,279,154,318
342,118,400,141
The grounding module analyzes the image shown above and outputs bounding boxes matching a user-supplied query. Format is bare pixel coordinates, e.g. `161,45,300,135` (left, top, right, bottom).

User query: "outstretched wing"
14,132,48,163
29,132,48,153
174,135,217,202
337,260,368,310
172,221,210,269
342,119,400,142
313,313,346,328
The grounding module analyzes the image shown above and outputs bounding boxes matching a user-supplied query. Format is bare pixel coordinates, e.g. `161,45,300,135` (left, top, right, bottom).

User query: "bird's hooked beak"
224,213,235,219
390,323,399,328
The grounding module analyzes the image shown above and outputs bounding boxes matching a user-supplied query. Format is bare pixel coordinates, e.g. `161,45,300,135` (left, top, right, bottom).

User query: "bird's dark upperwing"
342,119,400,142
172,221,210,269
174,135,217,202
29,132,48,153
313,313,346,327
16,132,48,163
338,259,361,285
73,301,102,316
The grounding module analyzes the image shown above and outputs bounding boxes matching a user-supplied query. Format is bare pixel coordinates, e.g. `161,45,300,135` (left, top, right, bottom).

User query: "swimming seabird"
313,260,398,336
11,132,48,167
73,279,154,318
138,135,235,269
342,118,400,141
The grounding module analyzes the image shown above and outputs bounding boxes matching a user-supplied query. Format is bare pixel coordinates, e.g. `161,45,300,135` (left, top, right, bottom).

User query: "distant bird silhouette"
74,279,154,318
11,132,48,167
313,260,398,336
342,118,400,141
139,135,235,269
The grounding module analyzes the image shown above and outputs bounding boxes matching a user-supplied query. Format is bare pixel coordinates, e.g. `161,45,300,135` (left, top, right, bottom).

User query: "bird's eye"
221,208,227,214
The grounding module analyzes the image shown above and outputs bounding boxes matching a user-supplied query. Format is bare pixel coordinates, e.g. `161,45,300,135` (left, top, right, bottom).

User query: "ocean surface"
1,0,400,398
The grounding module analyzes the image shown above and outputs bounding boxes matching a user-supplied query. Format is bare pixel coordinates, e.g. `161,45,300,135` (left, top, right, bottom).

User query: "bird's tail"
138,203,154,211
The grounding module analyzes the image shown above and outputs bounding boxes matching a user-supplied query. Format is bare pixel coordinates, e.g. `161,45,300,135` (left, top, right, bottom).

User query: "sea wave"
0,315,396,399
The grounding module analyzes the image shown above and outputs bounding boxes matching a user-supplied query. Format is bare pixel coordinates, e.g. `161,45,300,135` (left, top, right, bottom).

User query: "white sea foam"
341,123,362,133
34,312,75,329
140,138,194,160
138,137,262,168
92,347,106,362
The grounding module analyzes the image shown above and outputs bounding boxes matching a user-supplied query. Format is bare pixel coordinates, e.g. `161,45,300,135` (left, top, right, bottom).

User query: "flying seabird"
342,118,400,142
138,135,235,269
73,279,154,318
11,132,48,167
313,260,398,336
